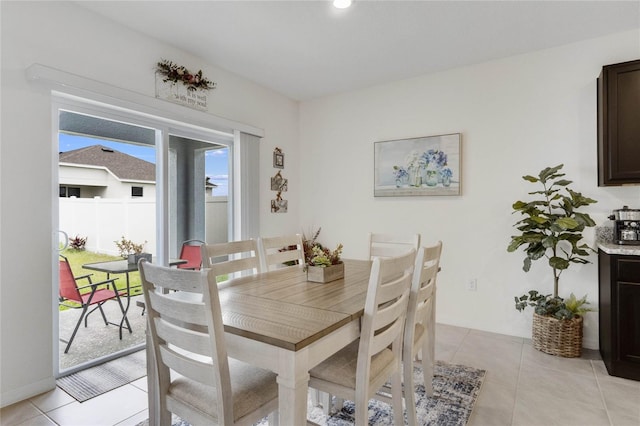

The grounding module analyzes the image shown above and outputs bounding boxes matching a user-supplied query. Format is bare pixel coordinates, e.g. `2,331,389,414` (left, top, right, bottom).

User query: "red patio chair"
59,255,130,353
177,239,205,270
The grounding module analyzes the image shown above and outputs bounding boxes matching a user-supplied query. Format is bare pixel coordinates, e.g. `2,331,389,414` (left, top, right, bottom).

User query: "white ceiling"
76,1,640,101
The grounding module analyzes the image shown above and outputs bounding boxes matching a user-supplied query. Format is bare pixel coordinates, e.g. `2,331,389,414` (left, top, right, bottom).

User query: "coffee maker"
608,206,640,245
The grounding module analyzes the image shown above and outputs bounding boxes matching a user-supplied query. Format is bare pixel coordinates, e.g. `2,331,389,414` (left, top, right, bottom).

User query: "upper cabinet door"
598,59,640,186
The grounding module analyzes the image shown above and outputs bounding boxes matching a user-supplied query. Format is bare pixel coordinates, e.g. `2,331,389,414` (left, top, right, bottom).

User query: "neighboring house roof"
59,145,155,181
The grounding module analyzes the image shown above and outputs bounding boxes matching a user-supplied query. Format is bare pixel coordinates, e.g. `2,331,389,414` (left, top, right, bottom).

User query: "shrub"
69,235,87,251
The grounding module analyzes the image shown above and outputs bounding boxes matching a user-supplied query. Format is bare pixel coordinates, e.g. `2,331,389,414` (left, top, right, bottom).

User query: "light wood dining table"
146,259,372,425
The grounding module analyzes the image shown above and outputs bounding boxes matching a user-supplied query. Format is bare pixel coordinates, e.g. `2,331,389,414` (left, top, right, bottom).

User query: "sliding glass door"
55,102,233,375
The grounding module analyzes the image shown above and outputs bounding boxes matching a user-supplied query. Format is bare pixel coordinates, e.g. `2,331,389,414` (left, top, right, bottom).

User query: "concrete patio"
58,294,147,372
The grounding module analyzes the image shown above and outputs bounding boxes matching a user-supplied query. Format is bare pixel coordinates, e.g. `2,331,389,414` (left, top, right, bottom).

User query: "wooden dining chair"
201,239,262,287
308,250,415,426
368,232,421,259
372,242,442,426
257,234,305,271
403,241,442,423
138,260,279,426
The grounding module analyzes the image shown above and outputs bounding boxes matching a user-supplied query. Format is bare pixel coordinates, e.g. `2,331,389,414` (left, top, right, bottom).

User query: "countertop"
597,242,640,256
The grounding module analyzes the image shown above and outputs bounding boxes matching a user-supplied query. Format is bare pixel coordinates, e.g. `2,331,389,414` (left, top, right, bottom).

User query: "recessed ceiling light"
333,0,352,9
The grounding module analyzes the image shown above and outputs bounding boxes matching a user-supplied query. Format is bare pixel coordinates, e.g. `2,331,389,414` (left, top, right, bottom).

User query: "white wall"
299,30,640,349
0,1,299,406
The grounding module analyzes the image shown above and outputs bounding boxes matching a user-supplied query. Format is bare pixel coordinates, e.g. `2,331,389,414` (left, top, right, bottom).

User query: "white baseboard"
0,376,56,409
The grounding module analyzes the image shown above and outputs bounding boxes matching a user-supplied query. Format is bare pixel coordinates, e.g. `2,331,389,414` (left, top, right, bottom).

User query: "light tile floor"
2,324,639,425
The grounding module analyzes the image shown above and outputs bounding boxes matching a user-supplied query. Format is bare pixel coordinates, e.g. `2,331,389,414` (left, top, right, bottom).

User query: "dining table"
82,258,187,338
146,258,373,425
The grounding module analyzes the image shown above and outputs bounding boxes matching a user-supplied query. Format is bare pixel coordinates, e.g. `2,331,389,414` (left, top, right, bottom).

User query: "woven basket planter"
532,313,583,358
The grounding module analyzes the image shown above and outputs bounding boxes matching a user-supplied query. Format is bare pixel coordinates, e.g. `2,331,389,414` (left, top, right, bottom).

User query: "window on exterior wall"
131,186,143,197
59,186,80,198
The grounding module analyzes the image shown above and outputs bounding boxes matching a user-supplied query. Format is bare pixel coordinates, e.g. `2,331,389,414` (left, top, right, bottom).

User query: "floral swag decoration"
156,59,216,92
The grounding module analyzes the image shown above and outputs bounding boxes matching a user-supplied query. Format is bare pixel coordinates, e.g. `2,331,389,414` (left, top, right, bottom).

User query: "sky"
59,133,229,195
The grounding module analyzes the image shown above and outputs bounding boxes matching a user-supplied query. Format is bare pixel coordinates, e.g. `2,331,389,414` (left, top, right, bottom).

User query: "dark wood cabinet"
598,250,640,380
598,59,640,186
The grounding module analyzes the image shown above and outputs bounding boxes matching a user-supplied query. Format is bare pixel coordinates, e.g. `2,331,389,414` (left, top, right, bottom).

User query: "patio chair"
177,239,205,270
58,255,130,354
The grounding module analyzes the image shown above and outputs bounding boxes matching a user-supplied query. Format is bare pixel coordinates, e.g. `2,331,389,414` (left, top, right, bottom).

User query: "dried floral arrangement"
281,227,343,268
156,59,216,91
303,228,343,267
114,236,147,258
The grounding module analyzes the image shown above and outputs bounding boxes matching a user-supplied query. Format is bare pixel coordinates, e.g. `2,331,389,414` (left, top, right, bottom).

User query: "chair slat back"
368,232,421,260
407,241,442,328
201,240,262,282
59,256,82,302
406,241,442,355
139,260,233,423
357,250,415,389
258,234,305,271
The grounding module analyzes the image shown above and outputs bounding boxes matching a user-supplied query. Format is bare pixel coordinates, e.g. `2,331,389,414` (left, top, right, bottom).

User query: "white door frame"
51,89,258,375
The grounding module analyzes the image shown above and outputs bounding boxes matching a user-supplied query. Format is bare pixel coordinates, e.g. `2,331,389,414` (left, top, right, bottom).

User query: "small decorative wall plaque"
271,171,288,191
155,59,215,111
271,191,288,213
273,147,284,169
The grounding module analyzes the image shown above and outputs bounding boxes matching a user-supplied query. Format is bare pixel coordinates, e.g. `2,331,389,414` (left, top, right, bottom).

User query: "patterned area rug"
57,350,146,402
307,361,486,425
137,361,485,426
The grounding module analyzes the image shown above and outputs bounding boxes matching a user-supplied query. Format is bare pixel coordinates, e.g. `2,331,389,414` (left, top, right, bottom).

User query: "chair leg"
113,293,132,335
97,303,110,325
404,359,418,426
422,324,435,396
354,397,368,426
82,303,101,327
267,410,279,425
390,370,404,426
318,391,331,415
159,408,172,426
64,305,89,353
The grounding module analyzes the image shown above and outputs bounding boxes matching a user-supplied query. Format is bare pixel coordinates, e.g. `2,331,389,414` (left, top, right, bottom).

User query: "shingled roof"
59,145,155,181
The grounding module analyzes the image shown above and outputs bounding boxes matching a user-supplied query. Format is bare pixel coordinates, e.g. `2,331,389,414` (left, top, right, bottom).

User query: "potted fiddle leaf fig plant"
507,164,597,357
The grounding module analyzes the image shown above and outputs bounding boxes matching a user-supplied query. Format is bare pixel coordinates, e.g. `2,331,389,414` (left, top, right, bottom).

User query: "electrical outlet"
466,278,477,291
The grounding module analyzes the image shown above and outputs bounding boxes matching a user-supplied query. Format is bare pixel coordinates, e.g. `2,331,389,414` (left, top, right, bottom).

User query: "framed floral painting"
374,133,461,196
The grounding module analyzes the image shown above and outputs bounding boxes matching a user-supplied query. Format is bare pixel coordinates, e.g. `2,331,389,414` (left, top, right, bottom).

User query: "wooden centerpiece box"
306,262,344,283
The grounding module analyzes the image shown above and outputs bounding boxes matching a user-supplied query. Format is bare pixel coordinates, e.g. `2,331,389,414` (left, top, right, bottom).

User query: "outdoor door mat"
57,349,146,402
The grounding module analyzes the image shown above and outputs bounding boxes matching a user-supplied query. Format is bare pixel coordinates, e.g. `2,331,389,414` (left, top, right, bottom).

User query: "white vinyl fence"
60,197,228,256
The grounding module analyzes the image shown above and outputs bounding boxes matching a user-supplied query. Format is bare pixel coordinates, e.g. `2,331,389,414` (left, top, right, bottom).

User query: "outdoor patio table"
82,258,187,339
